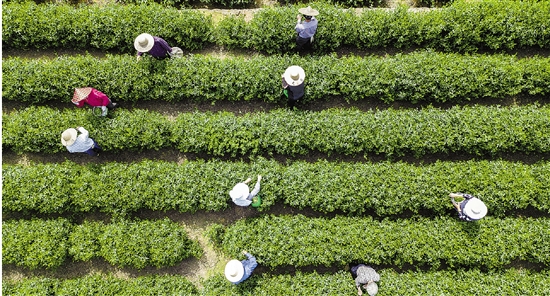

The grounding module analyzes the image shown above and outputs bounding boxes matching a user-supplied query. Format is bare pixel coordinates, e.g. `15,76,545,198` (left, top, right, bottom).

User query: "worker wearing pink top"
72,87,117,116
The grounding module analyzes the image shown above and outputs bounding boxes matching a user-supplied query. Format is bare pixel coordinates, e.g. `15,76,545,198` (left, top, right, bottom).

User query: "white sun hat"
225,259,245,282
463,198,488,220
365,281,378,295
229,183,250,201
61,128,78,147
283,65,305,86
134,33,155,52
298,6,319,16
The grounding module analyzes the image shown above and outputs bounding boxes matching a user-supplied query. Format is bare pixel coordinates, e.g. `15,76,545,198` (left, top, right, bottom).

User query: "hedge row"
2,2,212,51
5,269,549,295
201,269,550,295
3,159,550,216
2,274,198,296
210,215,550,269
2,218,202,269
3,106,550,157
4,51,550,104
3,1,550,53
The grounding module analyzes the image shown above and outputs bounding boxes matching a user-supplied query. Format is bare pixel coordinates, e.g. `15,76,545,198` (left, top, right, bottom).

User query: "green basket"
251,195,262,207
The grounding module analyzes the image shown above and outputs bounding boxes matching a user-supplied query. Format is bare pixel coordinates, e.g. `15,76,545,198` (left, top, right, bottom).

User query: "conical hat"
463,198,488,220
61,128,78,146
72,87,92,103
224,260,244,282
134,33,154,52
298,6,319,16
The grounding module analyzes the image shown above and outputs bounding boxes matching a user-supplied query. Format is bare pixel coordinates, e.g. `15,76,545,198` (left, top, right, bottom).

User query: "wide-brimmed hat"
134,33,155,52
283,66,305,86
72,87,93,103
463,198,488,220
298,6,319,16
365,282,378,296
229,183,250,201
61,128,78,147
225,259,244,282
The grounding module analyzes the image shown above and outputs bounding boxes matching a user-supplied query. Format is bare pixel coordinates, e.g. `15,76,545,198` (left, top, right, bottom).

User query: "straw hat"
72,87,92,103
225,259,244,282
283,66,305,86
61,128,78,147
134,33,155,52
298,6,319,16
229,183,250,201
365,282,378,296
463,198,488,220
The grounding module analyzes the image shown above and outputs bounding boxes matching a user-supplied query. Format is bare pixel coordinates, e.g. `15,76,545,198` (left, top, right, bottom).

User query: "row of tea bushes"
4,51,550,104
4,106,550,157
5,269,549,295
3,1,550,53
209,215,550,269
3,159,549,216
2,218,202,269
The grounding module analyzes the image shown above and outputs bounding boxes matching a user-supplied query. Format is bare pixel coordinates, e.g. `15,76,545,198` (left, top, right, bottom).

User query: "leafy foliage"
4,1,549,52
2,218,201,269
2,218,71,269
4,159,549,216
3,105,550,157
2,2,212,51
216,215,550,269
3,52,549,104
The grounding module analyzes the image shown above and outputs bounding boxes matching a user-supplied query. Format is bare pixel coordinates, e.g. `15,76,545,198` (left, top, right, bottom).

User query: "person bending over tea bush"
295,6,319,50
72,87,117,116
450,192,488,221
61,127,102,156
225,250,258,284
229,175,262,207
281,65,306,108
134,33,182,60
350,264,380,296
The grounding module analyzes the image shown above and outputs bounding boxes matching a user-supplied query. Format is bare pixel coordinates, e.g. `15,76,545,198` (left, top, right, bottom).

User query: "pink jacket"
74,88,111,107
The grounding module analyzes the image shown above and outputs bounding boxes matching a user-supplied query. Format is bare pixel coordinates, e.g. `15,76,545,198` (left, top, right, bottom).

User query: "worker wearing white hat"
225,250,258,284
281,65,306,107
450,193,488,221
229,175,262,207
295,6,319,50
134,33,182,60
61,127,102,156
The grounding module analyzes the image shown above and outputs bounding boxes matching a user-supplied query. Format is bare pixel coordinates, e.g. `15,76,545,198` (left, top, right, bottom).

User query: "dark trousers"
85,139,102,156
296,36,313,50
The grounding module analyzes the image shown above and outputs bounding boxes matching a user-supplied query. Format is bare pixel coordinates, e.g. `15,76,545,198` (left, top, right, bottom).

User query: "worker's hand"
297,14,301,21
244,178,252,184
241,250,248,255
357,287,363,296
136,55,142,61
257,175,262,182
449,193,462,198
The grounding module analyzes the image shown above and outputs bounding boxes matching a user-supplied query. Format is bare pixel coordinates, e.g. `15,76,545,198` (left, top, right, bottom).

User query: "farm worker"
450,192,488,221
229,175,262,206
225,250,258,284
281,65,305,107
295,6,319,50
134,33,182,60
72,87,117,116
350,264,380,296
61,127,102,156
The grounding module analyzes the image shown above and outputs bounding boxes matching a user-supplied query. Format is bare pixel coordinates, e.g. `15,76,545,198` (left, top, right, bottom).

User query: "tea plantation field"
2,0,550,295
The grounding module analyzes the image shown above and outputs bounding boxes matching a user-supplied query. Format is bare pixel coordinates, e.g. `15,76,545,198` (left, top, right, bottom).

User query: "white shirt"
66,127,94,153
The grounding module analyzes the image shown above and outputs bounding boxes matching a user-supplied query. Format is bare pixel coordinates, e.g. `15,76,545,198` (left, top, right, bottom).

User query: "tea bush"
215,215,550,269
3,1,550,52
3,52,549,104
2,218,201,269
2,2,212,51
4,159,549,216
3,105,550,157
